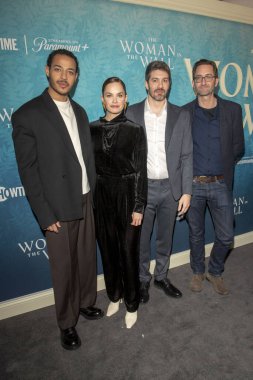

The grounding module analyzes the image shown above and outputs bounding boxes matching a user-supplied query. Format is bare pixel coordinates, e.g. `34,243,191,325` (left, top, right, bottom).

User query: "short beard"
149,90,169,102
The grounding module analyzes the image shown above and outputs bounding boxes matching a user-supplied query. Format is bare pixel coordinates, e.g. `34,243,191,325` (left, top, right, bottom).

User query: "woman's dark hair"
102,77,127,95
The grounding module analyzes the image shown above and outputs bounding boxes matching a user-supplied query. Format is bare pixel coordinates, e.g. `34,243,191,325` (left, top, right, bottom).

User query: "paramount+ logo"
0,186,25,202
18,238,49,259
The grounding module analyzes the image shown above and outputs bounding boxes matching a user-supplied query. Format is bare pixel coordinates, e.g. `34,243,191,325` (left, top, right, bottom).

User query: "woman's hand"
131,212,143,226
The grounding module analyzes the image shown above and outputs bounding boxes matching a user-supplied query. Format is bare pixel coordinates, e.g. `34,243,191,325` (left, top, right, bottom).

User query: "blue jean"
187,179,234,276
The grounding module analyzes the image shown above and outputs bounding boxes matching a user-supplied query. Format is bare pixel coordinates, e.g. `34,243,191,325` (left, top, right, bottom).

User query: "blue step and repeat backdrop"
1,0,252,302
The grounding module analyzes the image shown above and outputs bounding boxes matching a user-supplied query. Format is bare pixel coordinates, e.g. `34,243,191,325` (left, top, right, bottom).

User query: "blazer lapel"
165,102,178,149
217,97,227,150
71,101,89,164
133,101,147,137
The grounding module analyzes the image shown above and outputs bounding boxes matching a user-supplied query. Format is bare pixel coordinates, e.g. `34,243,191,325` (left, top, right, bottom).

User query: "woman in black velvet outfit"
90,77,147,328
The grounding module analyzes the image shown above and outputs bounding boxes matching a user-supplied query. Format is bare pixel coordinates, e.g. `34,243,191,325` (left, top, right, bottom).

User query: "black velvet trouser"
95,174,140,312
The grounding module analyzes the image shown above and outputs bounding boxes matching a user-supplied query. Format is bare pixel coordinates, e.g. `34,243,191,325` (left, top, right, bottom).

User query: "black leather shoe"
80,306,104,320
60,327,81,350
139,282,150,303
154,278,182,298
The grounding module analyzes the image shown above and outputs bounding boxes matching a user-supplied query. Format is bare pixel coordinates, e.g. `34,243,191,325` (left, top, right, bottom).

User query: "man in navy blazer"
183,59,244,295
12,49,103,350
127,61,193,303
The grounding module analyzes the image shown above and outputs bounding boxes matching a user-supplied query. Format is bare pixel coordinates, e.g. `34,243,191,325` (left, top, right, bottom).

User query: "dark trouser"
139,178,178,283
187,179,234,276
95,175,140,312
46,192,97,330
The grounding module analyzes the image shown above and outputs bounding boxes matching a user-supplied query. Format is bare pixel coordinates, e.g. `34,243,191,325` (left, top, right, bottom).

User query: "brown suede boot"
206,273,229,295
190,274,205,292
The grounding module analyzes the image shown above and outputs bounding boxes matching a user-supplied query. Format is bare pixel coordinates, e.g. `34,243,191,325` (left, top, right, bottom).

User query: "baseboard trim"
1,231,252,320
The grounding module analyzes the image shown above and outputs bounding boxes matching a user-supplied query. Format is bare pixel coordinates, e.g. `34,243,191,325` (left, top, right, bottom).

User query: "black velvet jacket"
90,112,147,214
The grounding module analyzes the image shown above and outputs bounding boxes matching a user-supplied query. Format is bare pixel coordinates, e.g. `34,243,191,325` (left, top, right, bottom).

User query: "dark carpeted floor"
1,243,253,380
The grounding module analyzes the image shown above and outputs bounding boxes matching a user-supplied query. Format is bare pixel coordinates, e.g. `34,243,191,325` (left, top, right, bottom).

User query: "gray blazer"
127,99,193,201
12,89,96,229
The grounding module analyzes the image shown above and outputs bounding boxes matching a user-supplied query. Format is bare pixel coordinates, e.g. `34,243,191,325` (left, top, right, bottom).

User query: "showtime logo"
0,37,19,51
1,35,89,55
18,238,49,259
0,108,13,129
0,186,25,202
120,36,182,68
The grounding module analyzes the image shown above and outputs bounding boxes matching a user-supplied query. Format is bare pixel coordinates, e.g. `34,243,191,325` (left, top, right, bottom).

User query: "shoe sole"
190,286,203,292
61,342,81,350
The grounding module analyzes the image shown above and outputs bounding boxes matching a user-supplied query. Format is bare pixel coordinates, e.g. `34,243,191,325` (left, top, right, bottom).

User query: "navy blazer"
127,99,193,201
12,89,96,229
183,96,244,190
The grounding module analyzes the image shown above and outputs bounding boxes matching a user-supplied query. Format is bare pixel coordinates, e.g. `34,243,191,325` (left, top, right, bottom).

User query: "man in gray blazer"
12,49,103,350
127,61,193,303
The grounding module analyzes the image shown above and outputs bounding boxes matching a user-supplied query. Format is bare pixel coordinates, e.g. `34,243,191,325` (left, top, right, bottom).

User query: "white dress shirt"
54,98,90,194
144,99,169,179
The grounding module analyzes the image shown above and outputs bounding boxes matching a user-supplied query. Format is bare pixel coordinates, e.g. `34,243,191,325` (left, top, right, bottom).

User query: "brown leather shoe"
206,273,229,295
190,274,205,292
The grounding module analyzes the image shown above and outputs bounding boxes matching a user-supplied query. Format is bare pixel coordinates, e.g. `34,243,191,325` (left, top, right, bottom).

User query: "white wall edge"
1,231,252,320
112,0,253,25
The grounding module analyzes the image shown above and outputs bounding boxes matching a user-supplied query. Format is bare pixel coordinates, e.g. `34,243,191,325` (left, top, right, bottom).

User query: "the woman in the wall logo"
119,37,181,68
233,196,248,215
0,107,13,129
18,239,49,259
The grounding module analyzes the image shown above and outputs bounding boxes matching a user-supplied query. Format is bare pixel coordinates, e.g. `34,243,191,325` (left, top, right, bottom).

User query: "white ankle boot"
106,301,120,317
125,311,137,329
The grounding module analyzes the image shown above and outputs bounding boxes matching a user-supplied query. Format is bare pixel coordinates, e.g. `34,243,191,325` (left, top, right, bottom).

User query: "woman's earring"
102,102,106,113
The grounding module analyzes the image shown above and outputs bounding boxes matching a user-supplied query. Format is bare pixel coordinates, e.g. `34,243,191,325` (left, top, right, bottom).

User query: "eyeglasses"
194,75,216,83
